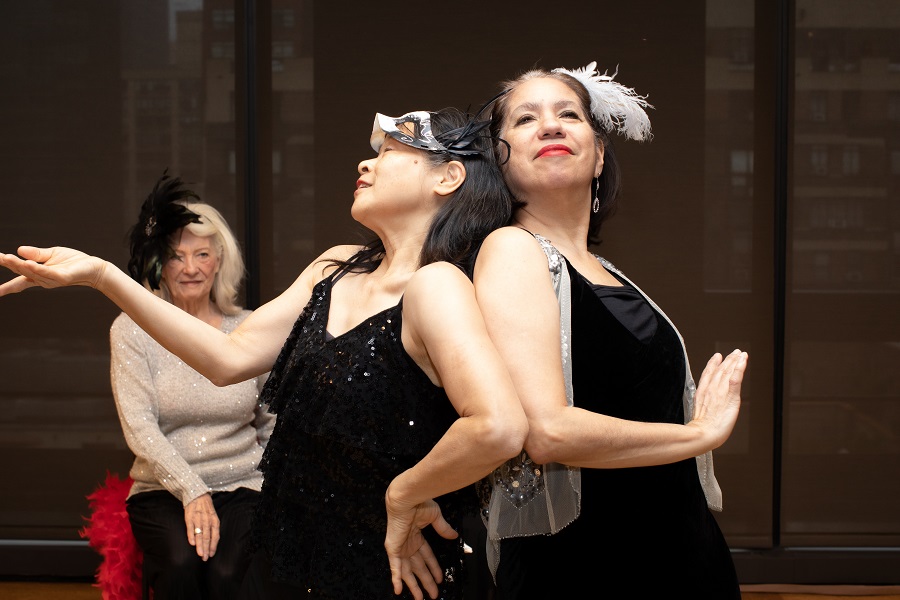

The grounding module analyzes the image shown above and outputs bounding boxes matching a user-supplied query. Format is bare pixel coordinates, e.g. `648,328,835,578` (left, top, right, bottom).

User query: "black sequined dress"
253,270,471,599
493,258,741,599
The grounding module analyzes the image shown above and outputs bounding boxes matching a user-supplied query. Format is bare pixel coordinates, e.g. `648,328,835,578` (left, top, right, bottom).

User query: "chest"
568,270,686,423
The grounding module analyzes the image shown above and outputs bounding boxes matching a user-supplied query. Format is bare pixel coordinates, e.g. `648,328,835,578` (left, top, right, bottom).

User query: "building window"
212,9,234,30
810,92,827,122
842,146,860,175
274,9,295,28
212,42,234,59
811,145,828,176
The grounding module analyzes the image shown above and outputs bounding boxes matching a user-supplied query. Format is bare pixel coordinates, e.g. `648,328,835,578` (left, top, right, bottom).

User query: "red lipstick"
536,144,573,158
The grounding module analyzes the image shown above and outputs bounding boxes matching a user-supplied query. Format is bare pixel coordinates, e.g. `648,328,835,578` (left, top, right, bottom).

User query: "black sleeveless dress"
251,270,473,599
493,259,741,599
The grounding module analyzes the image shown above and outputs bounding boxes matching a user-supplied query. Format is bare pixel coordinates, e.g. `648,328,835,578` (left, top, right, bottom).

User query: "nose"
358,158,373,174
538,113,564,139
181,256,200,274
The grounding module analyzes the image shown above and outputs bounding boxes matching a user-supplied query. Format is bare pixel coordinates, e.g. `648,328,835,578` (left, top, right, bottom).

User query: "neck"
512,199,591,258
174,297,222,327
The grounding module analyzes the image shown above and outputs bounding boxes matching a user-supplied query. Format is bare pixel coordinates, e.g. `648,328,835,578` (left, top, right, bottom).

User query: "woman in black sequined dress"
0,107,527,600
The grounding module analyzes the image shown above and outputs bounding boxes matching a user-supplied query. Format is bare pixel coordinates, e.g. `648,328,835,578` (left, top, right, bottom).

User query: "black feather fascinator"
436,88,511,157
127,171,202,290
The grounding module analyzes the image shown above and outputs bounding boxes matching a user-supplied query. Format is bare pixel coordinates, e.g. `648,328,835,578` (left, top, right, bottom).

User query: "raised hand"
689,349,749,448
0,246,107,296
384,496,458,600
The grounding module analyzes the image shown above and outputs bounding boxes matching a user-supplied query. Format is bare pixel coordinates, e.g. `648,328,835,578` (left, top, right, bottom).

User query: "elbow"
206,364,246,387
207,374,232,387
521,419,565,465
203,351,265,387
479,412,529,462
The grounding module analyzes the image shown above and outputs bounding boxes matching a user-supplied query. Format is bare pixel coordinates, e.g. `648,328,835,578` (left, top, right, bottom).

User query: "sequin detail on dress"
252,272,472,599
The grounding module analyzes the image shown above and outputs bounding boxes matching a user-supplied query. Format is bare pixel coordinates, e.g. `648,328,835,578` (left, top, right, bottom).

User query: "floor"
1,581,899,599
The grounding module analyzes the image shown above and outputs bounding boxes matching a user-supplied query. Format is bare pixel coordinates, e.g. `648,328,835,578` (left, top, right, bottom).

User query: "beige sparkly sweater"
110,311,275,506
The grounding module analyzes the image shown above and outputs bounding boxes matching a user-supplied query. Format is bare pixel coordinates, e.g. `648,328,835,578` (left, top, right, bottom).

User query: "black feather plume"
127,170,201,290
436,88,511,156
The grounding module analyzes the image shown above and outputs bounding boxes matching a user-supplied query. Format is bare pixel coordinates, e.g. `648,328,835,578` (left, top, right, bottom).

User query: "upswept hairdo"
333,106,516,276
157,201,246,316
489,69,623,247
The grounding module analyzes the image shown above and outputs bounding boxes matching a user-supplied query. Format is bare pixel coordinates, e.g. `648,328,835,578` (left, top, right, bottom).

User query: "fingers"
390,554,425,600
0,274,35,297
693,352,722,404
427,513,459,542
691,350,748,444
416,542,443,597
730,351,749,386
209,522,220,558
184,495,219,561
399,548,440,600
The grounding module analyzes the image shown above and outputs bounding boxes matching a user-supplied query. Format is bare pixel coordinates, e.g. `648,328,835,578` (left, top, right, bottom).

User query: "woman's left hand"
185,493,220,561
384,496,458,600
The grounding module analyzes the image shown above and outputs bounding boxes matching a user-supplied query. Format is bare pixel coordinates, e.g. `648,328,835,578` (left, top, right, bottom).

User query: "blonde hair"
154,201,246,315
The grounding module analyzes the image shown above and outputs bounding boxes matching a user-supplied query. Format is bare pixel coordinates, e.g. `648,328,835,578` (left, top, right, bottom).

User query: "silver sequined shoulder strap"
533,234,573,407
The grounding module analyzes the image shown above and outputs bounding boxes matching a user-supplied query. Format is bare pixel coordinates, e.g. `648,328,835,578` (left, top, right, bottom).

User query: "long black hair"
330,106,516,276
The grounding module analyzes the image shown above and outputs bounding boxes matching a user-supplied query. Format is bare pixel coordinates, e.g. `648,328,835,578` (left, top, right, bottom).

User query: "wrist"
685,419,720,454
384,474,416,513
90,258,109,290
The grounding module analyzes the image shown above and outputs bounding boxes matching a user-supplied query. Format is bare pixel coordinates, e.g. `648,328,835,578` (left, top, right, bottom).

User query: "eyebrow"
510,99,579,116
172,247,214,255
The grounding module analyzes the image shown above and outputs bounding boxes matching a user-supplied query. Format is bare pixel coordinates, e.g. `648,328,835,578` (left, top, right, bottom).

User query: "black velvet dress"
493,258,741,600
250,270,473,599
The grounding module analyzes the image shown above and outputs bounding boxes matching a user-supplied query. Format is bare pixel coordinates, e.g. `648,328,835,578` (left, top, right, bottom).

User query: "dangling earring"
591,176,600,214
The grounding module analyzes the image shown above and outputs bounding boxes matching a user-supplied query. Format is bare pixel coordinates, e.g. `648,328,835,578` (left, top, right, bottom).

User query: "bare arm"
390,261,527,506
473,227,747,468
384,262,528,599
1,244,358,385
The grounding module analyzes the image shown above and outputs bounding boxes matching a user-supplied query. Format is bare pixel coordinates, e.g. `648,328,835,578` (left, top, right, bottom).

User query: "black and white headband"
370,109,495,157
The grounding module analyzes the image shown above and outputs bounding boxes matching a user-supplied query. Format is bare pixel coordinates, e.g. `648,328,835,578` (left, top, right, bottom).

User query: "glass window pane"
267,0,315,298
784,0,900,546
702,0,774,548
0,0,237,539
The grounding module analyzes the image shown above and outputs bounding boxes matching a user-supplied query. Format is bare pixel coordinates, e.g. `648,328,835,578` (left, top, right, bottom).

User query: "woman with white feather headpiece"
471,62,749,598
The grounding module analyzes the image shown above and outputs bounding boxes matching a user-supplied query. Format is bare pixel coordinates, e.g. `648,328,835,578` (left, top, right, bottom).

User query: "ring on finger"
194,527,203,534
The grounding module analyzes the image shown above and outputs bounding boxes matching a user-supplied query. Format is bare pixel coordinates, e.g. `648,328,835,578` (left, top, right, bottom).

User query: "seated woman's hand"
184,493,220,561
384,495,458,600
0,246,107,296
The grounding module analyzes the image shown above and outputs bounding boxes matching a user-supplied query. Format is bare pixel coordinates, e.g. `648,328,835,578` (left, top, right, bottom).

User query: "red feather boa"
79,471,144,600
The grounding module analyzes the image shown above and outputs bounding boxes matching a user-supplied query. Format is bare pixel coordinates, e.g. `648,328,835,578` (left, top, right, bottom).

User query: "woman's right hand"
0,246,107,296
688,349,749,448
185,493,220,561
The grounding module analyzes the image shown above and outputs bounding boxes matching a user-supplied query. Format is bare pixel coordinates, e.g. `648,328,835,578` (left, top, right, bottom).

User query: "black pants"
127,487,259,600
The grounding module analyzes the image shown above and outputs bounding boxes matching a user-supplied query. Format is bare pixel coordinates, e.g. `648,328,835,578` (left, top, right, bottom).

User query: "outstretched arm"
473,227,748,468
0,244,351,384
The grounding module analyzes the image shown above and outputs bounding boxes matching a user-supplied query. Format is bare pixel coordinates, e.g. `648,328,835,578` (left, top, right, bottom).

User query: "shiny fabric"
493,258,741,600
251,271,474,599
110,311,273,506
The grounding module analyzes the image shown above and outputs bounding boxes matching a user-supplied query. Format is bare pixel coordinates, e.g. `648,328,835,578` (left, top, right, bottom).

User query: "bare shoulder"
476,226,551,278
293,244,365,288
406,262,471,303
404,263,482,352
481,226,541,254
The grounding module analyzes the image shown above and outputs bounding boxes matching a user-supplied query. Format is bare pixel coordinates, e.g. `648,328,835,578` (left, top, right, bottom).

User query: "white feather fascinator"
552,61,653,142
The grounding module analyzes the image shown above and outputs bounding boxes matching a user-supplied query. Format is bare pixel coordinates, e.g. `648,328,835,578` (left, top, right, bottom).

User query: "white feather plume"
552,61,653,142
